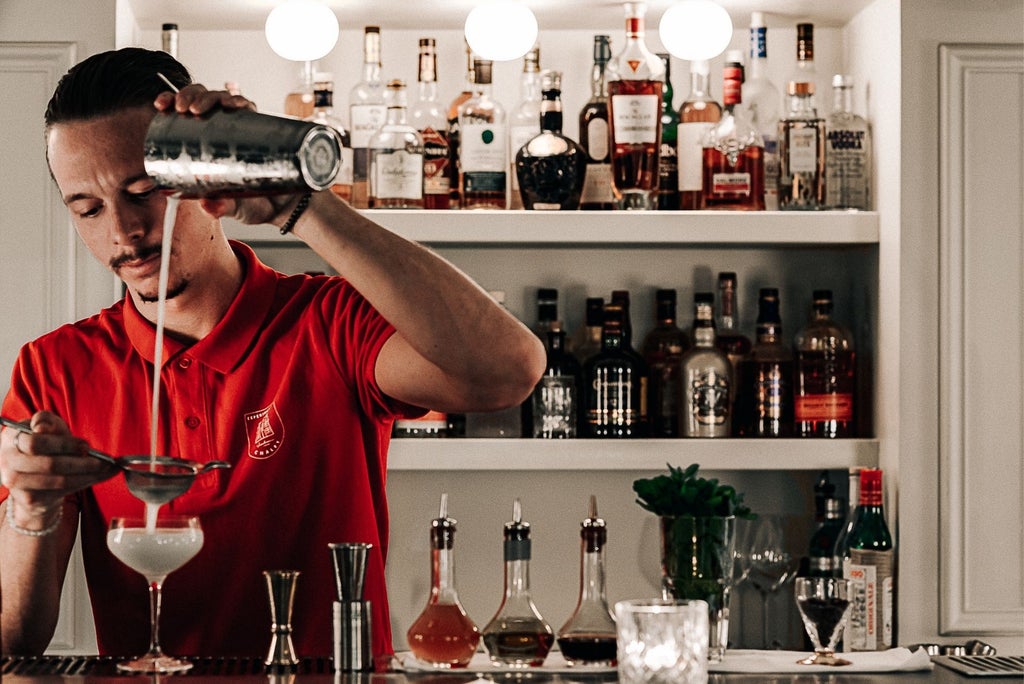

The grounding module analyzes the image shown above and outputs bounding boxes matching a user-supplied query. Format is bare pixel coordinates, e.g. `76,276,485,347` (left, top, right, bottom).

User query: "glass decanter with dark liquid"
406,493,481,667
481,498,554,667
556,495,617,666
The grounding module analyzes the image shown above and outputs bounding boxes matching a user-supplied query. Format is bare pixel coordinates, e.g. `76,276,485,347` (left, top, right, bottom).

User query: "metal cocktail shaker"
144,108,342,198
328,542,374,672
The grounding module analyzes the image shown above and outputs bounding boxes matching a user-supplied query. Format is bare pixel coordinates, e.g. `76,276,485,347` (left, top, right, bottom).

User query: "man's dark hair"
44,47,191,130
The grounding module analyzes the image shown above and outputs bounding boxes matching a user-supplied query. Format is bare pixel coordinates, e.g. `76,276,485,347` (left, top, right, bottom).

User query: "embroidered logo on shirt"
244,403,285,459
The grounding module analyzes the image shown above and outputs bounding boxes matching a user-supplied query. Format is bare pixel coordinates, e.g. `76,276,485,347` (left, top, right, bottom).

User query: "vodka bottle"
826,75,872,210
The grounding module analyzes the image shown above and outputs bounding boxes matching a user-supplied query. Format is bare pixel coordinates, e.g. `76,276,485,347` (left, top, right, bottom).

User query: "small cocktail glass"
794,577,854,666
107,515,204,673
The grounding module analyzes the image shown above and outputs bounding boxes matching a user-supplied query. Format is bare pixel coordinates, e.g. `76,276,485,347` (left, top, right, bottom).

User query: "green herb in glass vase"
633,463,755,663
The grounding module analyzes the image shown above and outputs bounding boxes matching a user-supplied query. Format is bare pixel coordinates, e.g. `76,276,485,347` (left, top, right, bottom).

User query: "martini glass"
107,516,204,673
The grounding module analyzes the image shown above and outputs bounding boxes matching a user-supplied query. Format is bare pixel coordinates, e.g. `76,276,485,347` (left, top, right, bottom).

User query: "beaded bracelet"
6,500,62,538
279,191,313,235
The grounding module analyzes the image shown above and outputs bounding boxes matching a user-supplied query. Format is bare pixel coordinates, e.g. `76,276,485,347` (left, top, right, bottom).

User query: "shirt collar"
124,240,277,374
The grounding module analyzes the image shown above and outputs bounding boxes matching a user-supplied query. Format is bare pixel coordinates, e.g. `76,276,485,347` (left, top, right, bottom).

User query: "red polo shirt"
2,241,417,663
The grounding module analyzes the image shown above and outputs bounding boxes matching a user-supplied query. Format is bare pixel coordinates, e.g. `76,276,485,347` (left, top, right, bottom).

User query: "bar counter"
4,655,1022,683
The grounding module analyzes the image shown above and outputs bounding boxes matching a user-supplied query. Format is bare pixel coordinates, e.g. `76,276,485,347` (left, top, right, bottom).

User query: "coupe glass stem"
147,580,165,657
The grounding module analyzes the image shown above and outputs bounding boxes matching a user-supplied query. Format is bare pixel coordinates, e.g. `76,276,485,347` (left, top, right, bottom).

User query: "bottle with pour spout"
406,493,480,667
482,498,554,667
556,495,617,666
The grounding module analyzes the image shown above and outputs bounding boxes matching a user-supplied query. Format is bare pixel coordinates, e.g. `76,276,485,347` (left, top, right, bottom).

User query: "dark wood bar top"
3,655,1022,683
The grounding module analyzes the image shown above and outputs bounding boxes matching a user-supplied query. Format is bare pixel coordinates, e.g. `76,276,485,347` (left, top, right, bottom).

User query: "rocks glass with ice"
106,515,204,673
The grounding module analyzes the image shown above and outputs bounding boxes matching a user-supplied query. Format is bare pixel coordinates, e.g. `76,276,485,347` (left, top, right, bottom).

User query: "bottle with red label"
794,289,856,437
701,61,765,209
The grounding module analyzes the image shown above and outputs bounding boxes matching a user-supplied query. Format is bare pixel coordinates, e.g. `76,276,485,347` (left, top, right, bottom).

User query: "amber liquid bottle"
579,35,614,211
677,60,722,209
641,288,690,437
794,290,856,437
714,272,752,395
701,63,765,210
735,288,794,437
410,38,451,210
407,494,481,667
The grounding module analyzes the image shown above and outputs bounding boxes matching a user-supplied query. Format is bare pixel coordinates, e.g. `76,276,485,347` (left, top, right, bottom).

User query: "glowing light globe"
265,0,340,62
464,1,539,62
658,0,733,62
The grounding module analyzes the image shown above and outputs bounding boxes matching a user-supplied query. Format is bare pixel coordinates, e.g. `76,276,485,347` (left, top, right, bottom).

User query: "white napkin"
710,647,933,673
396,650,616,674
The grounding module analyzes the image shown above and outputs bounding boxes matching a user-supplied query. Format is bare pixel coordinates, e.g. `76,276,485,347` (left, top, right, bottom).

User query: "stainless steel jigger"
328,543,374,672
264,570,301,669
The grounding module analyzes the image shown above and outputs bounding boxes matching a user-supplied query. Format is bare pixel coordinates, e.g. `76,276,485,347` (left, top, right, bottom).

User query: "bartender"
0,47,545,667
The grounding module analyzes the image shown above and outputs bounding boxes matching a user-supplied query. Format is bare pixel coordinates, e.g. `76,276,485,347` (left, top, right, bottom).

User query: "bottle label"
460,123,508,172
788,126,818,173
611,94,659,144
751,26,768,59
795,393,854,421
394,410,448,437
677,122,710,191
825,129,869,209
581,163,613,205
586,118,609,160
350,104,387,148
711,172,752,196
534,375,577,438
420,128,451,196
371,150,424,200
844,550,895,651
588,367,640,427
763,136,780,209
683,367,730,435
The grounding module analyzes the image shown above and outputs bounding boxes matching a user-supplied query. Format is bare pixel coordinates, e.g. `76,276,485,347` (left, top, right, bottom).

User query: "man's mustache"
109,243,163,271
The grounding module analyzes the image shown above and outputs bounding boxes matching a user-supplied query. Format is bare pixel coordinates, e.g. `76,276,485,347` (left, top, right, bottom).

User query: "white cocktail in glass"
107,515,204,673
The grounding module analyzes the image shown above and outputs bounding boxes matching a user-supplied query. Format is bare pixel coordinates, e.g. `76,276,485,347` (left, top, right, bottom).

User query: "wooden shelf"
387,438,879,471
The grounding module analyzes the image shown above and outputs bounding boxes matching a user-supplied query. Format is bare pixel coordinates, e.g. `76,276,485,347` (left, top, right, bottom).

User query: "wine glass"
107,515,204,673
746,515,795,649
794,577,853,666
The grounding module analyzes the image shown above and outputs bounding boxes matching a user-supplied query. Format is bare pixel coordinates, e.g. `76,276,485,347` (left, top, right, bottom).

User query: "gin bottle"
369,80,424,209
509,46,542,210
826,75,872,210
779,23,826,210
679,292,731,437
458,59,507,209
349,26,386,209
578,35,614,210
656,53,680,210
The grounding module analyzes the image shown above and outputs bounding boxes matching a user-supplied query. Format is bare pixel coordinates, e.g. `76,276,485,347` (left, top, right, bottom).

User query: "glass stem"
761,591,770,649
148,580,165,656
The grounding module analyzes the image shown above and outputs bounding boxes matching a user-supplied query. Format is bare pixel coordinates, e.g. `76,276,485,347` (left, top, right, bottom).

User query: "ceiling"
123,0,875,32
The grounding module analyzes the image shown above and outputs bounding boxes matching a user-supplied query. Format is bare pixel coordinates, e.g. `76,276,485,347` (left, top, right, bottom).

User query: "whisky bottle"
826,75,872,210
532,330,582,439
606,1,664,210
679,293,731,437
583,303,646,438
407,493,481,667
701,62,765,210
742,12,782,210
446,42,476,208
306,73,353,202
568,297,605,363
369,80,424,209
641,288,689,437
556,496,618,666
579,35,615,211
677,60,722,209
794,290,856,437
515,70,588,210
349,26,387,209
610,290,650,430
656,53,680,210
482,499,554,667
533,287,562,338
735,288,793,437
779,23,826,210
842,469,895,651
714,272,752,403
410,38,451,210
458,59,508,209
509,46,542,210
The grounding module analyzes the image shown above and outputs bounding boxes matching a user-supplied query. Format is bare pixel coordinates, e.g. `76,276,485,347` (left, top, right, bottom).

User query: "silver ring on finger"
15,431,29,455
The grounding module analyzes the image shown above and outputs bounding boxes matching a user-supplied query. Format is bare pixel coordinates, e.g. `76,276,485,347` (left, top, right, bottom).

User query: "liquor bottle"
447,42,476,208
556,495,618,666
714,273,752,404
701,62,765,210
832,467,862,577
640,288,690,437
807,496,846,578
284,60,316,119
842,468,895,651
734,287,793,437
743,12,782,210
161,22,178,58
515,70,588,211
410,38,451,210
349,26,387,209
779,23,826,210
794,290,856,437
509,46,542,210
458,59,508,209
369,80,425,209
482,499,554,667
306,73,353,202
679,292,731,437
826,74,872,210
656,53,680,210
407,493,481,667
569,296,605,363
533,287,562,338
677,60,722,209
583,303,646,438
393,411,449,438
606,1,664,210
532,330,582,439
465,291,524,437
579,35,615,211
610,290,649,432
